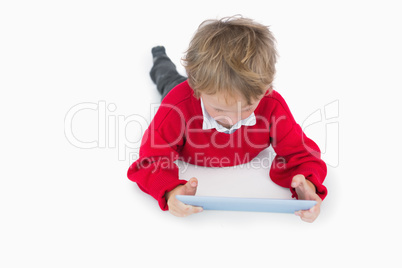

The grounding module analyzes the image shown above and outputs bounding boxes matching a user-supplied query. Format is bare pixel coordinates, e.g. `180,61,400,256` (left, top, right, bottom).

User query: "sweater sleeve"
127,103,188,211
268,93,328,200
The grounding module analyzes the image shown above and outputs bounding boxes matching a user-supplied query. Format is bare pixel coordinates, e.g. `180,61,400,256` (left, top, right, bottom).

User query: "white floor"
1,1,401,267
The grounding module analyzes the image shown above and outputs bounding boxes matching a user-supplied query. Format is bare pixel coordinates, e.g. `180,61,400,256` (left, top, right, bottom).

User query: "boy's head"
183,15,278,106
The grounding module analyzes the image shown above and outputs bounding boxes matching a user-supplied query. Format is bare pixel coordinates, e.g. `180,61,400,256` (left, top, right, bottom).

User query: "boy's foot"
151,46,166,62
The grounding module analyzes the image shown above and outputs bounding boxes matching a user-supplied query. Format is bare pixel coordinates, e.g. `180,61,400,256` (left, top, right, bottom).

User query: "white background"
1,1,401,267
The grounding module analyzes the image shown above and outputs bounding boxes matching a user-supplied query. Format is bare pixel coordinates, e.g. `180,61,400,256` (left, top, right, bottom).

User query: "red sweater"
127,81,327,210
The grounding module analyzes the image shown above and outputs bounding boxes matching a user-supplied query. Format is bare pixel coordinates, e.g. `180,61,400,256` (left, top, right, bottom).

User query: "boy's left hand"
291,174,322,223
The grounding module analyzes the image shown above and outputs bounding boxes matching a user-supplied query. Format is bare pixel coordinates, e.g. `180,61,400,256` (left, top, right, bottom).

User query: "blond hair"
183,15,278,104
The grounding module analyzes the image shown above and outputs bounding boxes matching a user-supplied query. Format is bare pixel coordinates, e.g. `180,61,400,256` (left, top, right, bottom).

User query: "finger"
173,205,203,217
170,201,188,217
309,203,318,213
297,202,320,214
296,208,319,223
301,211,317,223
172,197,203,217
291,175,305,188
295,210,302,217
183,177,198,195
168,193,187,216
295,210,310,222
183,204,203,216
188,177,198,187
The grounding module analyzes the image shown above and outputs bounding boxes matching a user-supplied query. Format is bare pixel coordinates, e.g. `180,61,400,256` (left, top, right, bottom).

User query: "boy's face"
201,93,262,129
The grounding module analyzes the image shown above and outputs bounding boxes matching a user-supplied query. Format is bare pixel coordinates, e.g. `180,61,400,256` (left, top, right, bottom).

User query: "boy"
127,16,327,222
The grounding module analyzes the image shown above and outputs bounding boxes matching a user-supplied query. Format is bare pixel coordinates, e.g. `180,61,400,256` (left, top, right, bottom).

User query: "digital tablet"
176,195,316,213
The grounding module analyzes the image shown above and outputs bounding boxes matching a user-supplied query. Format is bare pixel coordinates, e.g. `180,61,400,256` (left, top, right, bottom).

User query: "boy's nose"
215,115,241,128
229,117,241,126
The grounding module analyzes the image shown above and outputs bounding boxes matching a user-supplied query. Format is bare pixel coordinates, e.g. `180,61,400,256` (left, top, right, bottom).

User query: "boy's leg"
150,46,187,101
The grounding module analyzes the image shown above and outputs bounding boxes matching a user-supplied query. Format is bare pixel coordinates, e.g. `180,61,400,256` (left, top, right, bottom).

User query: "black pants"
149,54,187,101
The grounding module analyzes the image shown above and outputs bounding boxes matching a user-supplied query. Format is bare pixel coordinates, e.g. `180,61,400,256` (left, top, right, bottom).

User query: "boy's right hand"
165,177,203,217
